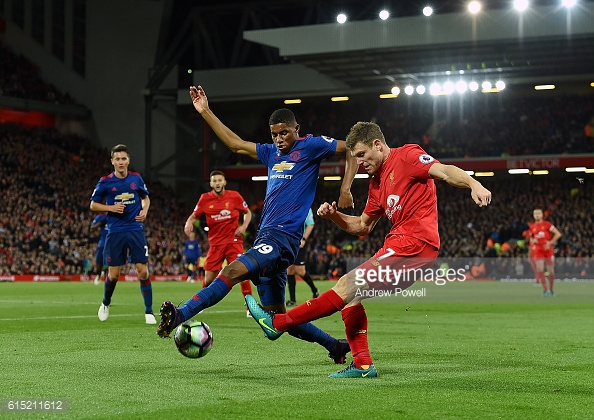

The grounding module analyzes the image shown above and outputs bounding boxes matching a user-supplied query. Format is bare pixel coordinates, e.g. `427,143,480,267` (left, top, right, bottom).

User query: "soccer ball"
174,320,213,358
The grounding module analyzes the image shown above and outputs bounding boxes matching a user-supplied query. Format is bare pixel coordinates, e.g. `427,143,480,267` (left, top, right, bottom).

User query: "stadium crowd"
1,121,592,278
0,42,592,278
0,123,189,276
225,91,593,167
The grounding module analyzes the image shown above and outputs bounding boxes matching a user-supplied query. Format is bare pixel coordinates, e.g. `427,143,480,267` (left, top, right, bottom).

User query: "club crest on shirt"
419,154,435,164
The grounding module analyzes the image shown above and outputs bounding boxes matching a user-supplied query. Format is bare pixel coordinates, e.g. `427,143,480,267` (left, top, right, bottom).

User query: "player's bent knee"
220,260,249,284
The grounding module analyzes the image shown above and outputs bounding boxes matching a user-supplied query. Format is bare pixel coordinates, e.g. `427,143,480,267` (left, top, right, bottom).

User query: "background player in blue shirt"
90,212,108,286
157,85,358,364
183,231,201,283
90,144,155,325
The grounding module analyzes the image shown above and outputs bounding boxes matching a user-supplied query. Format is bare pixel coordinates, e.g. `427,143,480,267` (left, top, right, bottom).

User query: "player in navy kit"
182,231,201,283
90,212,108,285
157,85,358,363
90,144,156,324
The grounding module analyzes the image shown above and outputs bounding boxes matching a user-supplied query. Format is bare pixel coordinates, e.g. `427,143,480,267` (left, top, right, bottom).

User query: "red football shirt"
529,220,556,250
193,190,248,246
363,145,440,252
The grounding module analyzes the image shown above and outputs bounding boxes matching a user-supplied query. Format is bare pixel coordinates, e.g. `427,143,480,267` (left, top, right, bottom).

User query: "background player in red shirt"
248,121,492,378
184,170,253,315
529,208,562,296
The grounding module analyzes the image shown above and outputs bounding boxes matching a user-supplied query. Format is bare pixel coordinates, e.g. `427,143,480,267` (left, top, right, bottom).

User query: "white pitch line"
0,309,245,322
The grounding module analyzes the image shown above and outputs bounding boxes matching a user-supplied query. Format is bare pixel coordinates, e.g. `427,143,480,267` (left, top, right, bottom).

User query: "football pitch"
1,280,592,420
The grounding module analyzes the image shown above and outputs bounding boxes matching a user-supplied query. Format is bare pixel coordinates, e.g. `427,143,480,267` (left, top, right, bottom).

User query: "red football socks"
342,304,373,368
536,271,547,291
239,280,252,298
273,289,345,331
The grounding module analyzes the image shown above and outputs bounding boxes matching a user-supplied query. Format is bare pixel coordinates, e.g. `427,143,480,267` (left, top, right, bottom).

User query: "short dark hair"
210,170,226,179
111,144,129,158
345,122,386,151
269,108,297,126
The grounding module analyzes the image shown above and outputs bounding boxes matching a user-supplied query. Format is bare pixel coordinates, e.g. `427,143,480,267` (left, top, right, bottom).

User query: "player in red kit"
529,208,562,296
247,121,492,378
184,170,253,316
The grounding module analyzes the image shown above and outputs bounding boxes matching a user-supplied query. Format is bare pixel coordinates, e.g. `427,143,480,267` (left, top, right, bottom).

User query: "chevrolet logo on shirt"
115,192,135,201
115,192,136,205
272,161,295,172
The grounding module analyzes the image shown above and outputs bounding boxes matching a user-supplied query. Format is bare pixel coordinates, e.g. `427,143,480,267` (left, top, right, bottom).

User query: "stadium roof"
243,4,594,92
165,1,594,102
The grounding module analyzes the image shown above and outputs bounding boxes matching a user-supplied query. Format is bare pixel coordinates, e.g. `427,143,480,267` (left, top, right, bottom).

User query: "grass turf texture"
0,280,592,420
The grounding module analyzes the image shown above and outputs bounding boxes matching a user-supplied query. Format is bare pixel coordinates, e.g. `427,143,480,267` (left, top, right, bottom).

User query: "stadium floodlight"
481,81,492,91
429,83,442,95
379,10,390,20
443,81,455,94
331,96,349,102
474,171,495,177
252,176,268,181
513,0,529,12
416,85,426,95
562,0,577,7
355,173,370,179
469,81,479,91
456,80,468,93
532,170,549,175
284,99,301,104
337,13,347,24
391,86,401,96
405,85,415,95
495,81,506,90
508,169,530,174
534,84,555,90
565,167,586,172
423,6,433,16
465,170,475,175
324,176,342,181
468,1,481,14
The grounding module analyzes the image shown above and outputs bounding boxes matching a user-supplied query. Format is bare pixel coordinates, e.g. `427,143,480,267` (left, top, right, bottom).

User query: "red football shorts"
531,246,554,263
348,236,439,293
203,241,244,272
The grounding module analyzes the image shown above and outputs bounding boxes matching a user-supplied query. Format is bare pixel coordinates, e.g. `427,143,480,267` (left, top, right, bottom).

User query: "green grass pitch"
1,280,592,419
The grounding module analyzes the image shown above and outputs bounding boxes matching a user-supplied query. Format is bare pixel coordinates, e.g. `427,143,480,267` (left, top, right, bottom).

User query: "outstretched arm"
428,163,492,207
317,201,381,236
190,86,258,160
